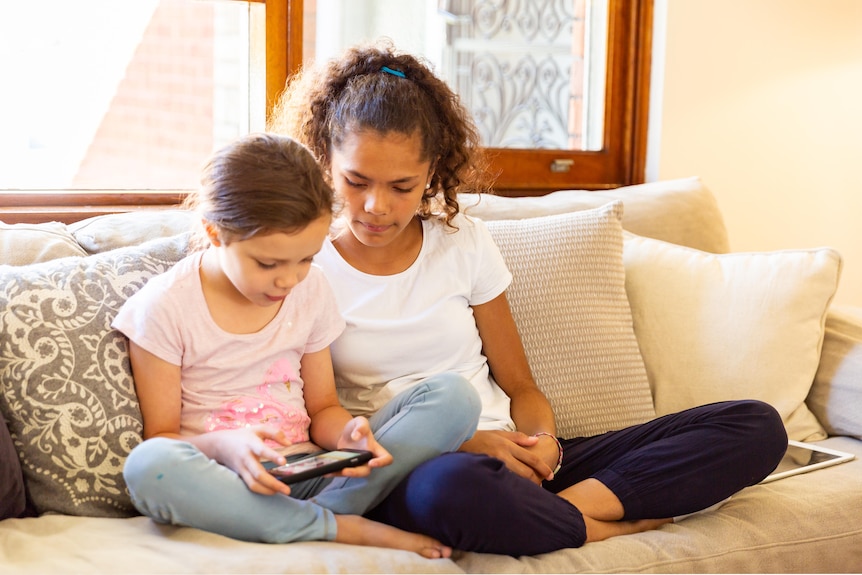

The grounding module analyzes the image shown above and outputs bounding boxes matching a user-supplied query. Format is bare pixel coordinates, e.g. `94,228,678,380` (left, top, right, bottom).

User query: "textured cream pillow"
622,232,842,441
485,202,656,439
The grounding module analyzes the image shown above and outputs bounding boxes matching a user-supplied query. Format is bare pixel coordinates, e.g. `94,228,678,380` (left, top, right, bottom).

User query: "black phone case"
266,449,373,484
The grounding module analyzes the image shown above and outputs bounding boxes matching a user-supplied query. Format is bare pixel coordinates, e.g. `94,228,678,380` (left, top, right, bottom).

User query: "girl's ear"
202,219,222,247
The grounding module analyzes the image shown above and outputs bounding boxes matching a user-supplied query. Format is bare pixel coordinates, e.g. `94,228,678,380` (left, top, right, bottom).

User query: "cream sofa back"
0,221,88,264
461,176,730,253
0,176,728,262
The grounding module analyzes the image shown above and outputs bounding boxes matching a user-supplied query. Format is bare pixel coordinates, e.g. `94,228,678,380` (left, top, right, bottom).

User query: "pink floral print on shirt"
204,358,311,445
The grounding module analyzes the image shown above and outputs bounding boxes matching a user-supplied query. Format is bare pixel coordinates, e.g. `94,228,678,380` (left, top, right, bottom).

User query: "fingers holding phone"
338,416,393,471
197,426,293,496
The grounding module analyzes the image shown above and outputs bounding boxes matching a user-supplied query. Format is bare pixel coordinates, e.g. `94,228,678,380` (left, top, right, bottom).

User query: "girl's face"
207,213,331,307
329,129,433,249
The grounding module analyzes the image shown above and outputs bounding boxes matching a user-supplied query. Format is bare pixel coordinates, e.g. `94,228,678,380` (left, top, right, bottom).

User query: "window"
297,0,653,194
0,0,651,223
0,0,272,223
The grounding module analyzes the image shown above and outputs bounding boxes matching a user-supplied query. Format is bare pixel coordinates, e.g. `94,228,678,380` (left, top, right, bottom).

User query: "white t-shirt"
112,251,345,452
316,213,515,431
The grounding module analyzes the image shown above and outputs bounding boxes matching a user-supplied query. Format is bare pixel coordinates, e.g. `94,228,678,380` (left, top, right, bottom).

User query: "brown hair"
185,133,333,245
269,39,492,225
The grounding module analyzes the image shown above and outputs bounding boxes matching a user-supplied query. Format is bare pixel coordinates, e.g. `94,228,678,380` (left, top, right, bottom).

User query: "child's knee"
424,373,481,424
403,453,499,517
721,399,788,474
124,437,190,495
735,400,786,443
748,400,787,463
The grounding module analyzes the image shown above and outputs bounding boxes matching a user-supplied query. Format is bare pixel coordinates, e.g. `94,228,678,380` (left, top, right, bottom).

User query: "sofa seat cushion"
623,233,842,441
0,234,189,517
0,515,462,575
5,438,858,574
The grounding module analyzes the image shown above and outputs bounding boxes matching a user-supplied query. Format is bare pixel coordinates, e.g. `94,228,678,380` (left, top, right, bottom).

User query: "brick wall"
72,0,215,190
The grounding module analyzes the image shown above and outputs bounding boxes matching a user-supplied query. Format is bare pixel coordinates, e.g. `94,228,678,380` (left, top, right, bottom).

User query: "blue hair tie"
381,66,406,79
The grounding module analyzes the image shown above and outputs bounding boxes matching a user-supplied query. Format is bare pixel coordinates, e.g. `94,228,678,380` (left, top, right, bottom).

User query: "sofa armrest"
807,305,862,439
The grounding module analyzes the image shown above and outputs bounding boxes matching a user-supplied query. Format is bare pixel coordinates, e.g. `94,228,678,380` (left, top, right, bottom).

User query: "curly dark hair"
268,39,493,225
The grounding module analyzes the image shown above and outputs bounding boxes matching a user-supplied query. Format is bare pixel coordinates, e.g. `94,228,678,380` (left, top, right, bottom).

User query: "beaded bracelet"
533,432,563,476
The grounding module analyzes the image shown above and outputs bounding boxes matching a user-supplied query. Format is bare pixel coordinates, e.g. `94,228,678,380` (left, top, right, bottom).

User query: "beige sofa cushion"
0,515,462,574
623,232,842,441
0,221,87,265
461,176,730,253
485,202,655,438
69,210,196,254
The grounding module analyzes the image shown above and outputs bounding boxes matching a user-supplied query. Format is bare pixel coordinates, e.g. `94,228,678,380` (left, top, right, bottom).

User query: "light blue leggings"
123,373,480,543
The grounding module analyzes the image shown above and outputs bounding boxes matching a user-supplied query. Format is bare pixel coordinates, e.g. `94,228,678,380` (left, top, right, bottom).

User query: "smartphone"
266,449,373,484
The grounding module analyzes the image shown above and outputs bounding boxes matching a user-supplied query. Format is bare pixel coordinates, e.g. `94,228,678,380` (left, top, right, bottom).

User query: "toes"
419,543,452,559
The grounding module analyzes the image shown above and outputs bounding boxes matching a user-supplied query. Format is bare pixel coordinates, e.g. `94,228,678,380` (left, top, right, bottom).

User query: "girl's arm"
128,341,292,496
301,347,392,472
128,341,183,441
462,292,561,483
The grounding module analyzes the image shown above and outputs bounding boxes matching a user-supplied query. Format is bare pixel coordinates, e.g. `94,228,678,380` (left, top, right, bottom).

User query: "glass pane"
307,0,607,151
0,0,266,191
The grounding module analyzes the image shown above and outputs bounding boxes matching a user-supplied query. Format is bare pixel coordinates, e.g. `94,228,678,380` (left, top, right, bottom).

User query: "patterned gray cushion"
0,234,189,517
485,202,656,438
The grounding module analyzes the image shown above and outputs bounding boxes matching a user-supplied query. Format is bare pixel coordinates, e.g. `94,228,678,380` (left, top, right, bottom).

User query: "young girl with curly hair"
270,40,787,556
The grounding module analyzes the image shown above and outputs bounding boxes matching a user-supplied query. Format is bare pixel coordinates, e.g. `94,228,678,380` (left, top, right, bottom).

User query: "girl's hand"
459,429,555,484
200,425,293,497
333,416,393,478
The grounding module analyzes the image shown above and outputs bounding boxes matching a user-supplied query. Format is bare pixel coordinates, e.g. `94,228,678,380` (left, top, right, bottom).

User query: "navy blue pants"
367,400,787,556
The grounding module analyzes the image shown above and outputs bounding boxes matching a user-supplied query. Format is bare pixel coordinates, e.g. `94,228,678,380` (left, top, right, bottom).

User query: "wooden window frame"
0,0,652,223
492,0,654,195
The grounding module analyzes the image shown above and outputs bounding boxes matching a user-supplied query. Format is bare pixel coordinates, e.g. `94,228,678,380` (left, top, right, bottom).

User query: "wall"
651,0,862,307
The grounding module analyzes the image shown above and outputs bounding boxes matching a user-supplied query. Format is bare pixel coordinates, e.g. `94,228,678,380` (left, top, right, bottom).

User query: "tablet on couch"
760,440,855,484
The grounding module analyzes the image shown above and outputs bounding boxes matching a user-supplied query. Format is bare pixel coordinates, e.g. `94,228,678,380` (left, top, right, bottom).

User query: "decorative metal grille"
441,0,585,149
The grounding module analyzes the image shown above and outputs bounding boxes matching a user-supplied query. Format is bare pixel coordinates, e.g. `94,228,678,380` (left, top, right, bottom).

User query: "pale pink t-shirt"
112,251,345,453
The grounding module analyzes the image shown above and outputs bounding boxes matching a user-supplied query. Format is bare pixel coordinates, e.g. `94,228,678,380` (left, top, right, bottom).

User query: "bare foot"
584,516,672,543
334,515,452,559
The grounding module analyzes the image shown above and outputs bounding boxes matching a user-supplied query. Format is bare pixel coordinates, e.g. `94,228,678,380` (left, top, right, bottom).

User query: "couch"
1,176,861,573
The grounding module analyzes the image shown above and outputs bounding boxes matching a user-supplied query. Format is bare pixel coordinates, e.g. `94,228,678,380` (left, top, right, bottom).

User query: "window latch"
550,159,574,173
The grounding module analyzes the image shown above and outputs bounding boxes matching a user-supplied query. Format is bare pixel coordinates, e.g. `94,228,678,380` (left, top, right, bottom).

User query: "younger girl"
271,41,788,555
113,133,480,557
